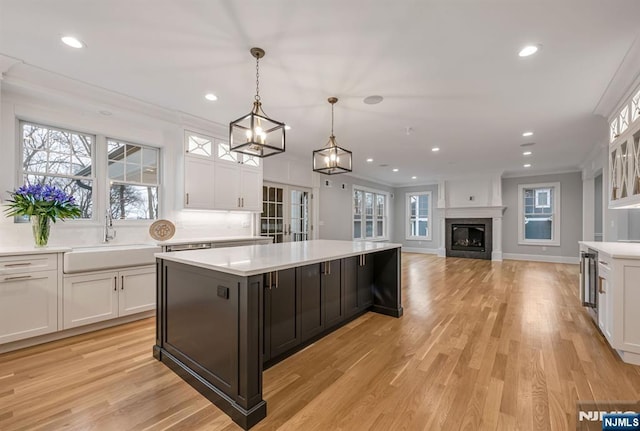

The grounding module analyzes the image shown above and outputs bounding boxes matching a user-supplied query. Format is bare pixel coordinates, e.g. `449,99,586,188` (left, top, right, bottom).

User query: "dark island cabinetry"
154,241,402,430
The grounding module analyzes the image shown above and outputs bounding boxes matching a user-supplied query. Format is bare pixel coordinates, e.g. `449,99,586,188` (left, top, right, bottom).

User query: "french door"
261,183,311,243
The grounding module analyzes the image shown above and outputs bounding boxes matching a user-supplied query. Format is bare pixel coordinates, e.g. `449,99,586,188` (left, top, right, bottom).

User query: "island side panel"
371,248,403,317
154,260,266,429
153,258,164,360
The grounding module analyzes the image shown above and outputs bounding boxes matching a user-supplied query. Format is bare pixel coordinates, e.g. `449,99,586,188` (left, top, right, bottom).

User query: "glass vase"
31,215,50,247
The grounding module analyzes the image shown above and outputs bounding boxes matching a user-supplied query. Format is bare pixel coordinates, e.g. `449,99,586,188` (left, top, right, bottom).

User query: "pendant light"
229,47,286,158
313,97,352,175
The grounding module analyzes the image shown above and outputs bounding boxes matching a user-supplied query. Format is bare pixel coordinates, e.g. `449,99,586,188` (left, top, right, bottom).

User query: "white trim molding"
405,191,433,240
503,253,579,265
517,182,561,247
401,247,439,255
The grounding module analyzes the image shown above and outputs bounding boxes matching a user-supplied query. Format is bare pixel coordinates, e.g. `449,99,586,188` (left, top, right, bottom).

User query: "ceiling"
1,0,640,185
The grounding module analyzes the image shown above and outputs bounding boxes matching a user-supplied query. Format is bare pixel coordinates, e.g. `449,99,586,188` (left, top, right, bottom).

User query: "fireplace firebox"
445,218,492,260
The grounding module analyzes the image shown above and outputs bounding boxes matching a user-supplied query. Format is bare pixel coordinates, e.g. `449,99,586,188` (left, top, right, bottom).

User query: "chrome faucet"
104,211,116,243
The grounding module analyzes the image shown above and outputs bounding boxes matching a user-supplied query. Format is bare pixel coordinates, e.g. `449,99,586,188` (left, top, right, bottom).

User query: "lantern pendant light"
313,97,353,175
229,47,286,158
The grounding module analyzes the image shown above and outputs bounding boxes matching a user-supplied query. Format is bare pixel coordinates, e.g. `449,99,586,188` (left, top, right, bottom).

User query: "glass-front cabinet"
609,87,640,208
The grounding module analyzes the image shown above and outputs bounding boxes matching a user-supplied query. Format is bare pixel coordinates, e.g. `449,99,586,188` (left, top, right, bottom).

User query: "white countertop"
579,241,640,259
155,236,270,246
155,239,402,276
0,246,72,257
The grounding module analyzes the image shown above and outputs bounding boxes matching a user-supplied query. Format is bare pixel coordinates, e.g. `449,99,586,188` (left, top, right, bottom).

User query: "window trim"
405,191,433,240
352,185,389,241
518,182,561,246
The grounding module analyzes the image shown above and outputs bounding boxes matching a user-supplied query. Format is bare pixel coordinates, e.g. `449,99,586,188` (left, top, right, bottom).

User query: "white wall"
0,67,253,247
438,174,502,208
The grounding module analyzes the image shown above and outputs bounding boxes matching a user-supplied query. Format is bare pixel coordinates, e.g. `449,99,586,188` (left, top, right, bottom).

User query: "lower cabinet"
323,260,344,329
63,265,155,329
0,269,58,344
263,268,299,361
597,262,614,343
298,263,324,342
343,254,374,319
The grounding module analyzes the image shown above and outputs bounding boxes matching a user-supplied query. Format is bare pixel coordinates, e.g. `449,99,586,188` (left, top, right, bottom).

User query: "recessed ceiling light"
523,151,532,156
524,164,531,168
392,168,399,172
522,131,533,137
432,147,440,152
366,158,373,163
61,36,84,49
411,176,417,180
204,93,218,101
363,95,384,105
518,44,540,57
284,125,291,130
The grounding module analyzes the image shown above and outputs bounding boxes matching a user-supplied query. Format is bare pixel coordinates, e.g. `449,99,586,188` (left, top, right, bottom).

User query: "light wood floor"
1,254,639,430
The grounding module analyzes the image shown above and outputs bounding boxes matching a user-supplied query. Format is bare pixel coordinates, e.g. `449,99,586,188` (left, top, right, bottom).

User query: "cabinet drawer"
0,254,57,275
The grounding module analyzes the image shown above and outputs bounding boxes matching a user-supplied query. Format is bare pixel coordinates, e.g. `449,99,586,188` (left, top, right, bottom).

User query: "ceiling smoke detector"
363,95,384,105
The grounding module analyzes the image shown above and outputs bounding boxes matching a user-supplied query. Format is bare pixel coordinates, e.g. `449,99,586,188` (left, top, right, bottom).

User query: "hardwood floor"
1,253,639,430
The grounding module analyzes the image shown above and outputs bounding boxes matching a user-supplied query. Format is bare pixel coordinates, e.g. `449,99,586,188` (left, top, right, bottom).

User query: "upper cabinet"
609,88,640,208
184,131,263,211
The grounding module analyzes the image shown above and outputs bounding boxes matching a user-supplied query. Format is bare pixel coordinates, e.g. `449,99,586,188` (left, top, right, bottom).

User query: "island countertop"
579,241,640,259
155,239,402,276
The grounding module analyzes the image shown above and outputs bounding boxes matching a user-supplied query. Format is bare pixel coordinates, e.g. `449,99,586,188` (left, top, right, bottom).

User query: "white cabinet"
608,87,640,208
184,156,215,209
63,265,155,329
0,254,58,344
183,131,263,211
597,260,614,343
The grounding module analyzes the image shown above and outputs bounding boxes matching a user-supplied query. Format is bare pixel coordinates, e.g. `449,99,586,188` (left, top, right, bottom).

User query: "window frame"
107,138,161,221
18,120,97,221
518,182,561,246
352,185,389,241
16,119,163,224
405,191,432,240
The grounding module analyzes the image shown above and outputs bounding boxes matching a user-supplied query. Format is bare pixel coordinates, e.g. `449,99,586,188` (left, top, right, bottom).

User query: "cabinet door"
0,270,57,343
298,263,324,342
343,256,359,318
265,268,299,359
357,254,374,310
118,266,156,317
240,167,263,211
185,156,215,209
63,272,118,329
323,260,344,328
598,267,614,343
214,162,241,210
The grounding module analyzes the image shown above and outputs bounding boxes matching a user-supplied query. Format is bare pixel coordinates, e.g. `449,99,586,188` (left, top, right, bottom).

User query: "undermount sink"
63,244,161,274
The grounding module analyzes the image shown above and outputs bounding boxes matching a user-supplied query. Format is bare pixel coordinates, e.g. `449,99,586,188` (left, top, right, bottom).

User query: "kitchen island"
153,240,402,429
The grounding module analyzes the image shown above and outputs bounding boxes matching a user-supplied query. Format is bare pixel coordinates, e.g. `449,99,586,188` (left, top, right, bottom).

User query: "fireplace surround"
445,218,492,260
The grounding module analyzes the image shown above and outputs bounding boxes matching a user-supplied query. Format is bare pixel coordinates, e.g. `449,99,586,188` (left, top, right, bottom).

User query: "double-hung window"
353,187,388,240
406,192,432,240
107,139,160,220
20,121,95,219
518,182,561,246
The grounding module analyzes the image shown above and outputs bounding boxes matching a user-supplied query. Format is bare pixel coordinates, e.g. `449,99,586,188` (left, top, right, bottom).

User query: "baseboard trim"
502,253,579,264
0,310,155,354
401,247,440,255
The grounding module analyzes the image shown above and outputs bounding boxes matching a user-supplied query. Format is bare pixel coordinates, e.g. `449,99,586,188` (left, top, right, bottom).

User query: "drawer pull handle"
4,275,32,281
4,262,33,267
599,276,606,294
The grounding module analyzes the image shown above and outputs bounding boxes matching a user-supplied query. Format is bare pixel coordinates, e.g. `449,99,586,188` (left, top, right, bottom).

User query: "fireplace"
445,218,492,260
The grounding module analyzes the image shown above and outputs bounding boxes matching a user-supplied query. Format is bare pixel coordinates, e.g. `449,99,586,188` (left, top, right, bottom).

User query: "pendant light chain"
331,102,335,136
255,55,261,102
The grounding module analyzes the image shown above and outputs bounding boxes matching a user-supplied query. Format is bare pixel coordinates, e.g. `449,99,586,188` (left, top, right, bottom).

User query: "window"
518,182,561,246
20,121,95,219
353,187,388,240
406,192,432,240
107,139,160,220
